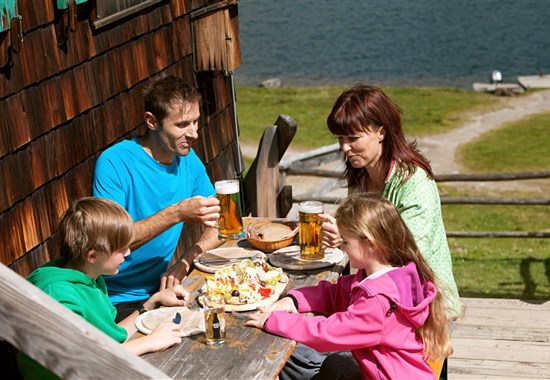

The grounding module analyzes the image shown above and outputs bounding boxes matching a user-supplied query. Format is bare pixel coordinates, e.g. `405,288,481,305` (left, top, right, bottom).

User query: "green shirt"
382,165,462,319
17,258,128,379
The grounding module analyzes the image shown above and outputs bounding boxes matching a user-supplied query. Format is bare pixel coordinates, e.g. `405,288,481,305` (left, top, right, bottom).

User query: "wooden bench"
243,114,297,218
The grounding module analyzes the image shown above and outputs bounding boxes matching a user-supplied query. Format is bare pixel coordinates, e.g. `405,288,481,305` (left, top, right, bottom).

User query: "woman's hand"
244,307,273,330
320,213,343,248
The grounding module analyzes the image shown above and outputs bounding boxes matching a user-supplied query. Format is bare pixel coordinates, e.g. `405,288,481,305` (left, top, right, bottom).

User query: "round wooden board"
194,247,266,273
268,246,345,270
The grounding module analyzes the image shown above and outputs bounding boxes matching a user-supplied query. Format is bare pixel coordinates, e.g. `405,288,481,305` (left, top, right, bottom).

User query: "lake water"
234,0,550,89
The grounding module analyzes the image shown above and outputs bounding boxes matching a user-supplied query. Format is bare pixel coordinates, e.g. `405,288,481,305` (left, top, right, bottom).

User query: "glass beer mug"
298,201,325,260
215,179,244,240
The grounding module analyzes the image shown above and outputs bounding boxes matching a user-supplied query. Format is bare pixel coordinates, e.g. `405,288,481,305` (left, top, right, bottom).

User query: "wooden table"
141,218,349,380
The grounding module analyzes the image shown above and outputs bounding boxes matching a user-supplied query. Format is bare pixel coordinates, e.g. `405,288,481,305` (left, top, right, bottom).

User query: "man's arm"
131,195,220,251
160,226,222,289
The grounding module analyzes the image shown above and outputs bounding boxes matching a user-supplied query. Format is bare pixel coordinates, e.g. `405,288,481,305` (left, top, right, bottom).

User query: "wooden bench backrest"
0,263,169,379
243,114,297,217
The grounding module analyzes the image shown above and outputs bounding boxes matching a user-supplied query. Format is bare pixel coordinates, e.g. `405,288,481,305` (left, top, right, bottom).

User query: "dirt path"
417,89,550,175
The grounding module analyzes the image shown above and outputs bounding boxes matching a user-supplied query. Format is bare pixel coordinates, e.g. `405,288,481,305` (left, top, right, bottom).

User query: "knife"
199,253,259,265
173,312,181,324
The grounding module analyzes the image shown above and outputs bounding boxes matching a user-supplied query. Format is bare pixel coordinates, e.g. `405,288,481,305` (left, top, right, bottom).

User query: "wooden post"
0,264,169,379
243,114,297,217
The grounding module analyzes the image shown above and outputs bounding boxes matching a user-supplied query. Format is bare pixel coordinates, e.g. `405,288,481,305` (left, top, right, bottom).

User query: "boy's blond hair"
335,192,452,361
59,197,134,263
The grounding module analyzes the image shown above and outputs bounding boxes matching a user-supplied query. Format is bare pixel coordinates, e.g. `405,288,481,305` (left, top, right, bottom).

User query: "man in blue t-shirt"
93,75,222,320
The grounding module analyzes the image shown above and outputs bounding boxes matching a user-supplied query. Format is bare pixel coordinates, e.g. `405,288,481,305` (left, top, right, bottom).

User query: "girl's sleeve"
265,293,387,352
288,274,357,315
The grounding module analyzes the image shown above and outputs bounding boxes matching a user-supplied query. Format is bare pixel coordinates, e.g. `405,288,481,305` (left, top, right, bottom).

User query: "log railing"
280,143,550,238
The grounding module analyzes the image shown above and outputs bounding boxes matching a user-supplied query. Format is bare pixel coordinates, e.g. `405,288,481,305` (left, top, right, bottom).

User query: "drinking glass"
298,201,325,260
215,179,244,240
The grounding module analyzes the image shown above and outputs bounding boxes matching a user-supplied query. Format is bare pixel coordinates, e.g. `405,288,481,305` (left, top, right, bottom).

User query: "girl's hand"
267,297,298,314
320,213,343,248
244,307,273,330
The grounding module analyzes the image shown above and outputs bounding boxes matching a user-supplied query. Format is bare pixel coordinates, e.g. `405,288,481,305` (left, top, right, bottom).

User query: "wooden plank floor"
449,298,550,379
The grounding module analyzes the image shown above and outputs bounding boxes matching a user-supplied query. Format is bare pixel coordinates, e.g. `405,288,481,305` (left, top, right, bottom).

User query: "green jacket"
381,164,462,319
17,257,127,379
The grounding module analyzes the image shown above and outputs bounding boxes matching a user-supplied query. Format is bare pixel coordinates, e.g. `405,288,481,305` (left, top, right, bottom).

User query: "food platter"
135,306,205,336
198,280,287,312
194,247,266,273
268,246,346,270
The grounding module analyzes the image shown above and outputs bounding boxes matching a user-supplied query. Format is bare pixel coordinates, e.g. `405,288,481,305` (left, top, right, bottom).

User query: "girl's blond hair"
335,192,452,360
58,197,134,263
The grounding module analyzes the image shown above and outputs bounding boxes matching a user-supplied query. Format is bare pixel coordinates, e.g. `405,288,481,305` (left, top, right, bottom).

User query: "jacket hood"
356,262,436,327
26,257,97,289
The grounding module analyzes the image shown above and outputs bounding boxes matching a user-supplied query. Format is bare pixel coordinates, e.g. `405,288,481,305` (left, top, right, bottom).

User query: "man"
93,75,222,320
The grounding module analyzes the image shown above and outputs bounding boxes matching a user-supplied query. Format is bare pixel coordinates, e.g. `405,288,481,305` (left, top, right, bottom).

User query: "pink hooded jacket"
265,262,437,379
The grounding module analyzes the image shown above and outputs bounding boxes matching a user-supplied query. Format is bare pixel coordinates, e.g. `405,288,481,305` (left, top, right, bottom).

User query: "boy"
18,197,190,379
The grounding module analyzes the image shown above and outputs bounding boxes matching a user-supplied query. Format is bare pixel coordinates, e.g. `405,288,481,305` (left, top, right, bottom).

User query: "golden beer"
299,201,324,260
215,180,244,240
204,303,226,346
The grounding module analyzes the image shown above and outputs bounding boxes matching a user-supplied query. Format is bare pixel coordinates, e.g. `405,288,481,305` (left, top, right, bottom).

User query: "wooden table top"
141,218,349,380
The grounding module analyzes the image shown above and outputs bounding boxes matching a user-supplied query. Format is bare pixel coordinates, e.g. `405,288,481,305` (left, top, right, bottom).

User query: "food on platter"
201,258,288,310
246,220,298,253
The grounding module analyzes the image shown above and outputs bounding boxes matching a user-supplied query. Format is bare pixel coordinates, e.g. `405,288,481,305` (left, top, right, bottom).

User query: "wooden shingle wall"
0,0,242,278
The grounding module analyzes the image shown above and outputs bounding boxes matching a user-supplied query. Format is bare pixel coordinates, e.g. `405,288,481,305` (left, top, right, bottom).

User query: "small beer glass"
204,301,226,346
215,179,244,240
298,201,325,260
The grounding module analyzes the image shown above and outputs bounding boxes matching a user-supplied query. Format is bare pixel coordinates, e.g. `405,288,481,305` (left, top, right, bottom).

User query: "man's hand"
160,260,189,290
177,196,220,227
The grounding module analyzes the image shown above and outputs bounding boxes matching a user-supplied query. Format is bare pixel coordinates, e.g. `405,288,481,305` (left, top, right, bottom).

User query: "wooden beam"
0,263,169,379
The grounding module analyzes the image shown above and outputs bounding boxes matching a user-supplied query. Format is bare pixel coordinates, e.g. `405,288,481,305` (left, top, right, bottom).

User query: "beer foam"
299,201,323,214
215,180,239,194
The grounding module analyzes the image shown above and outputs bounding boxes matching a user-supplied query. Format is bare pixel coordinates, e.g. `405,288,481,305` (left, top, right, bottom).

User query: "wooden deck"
449,297,550,379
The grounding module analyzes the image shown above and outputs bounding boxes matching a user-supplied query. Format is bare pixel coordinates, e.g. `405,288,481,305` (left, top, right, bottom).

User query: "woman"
321,84,461,319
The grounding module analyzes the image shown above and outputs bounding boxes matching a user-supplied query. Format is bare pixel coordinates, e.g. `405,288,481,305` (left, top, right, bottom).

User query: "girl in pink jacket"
245,193,451,379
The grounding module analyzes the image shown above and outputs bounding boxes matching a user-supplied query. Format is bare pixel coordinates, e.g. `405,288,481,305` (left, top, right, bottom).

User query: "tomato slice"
259,287,272,298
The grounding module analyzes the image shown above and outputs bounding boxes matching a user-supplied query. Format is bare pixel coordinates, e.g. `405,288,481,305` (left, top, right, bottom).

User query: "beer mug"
215,179,244,240
204,301,226,346
298,201,325,260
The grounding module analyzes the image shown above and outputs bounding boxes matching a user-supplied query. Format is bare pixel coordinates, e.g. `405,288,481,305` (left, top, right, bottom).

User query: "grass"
236,85,550,300
236,86,500,148
458,112,550,172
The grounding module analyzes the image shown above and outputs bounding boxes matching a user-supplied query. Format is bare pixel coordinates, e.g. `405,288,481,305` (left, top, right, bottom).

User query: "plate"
268,246,345,270
194,247,266,273
198,280,288,312
135,306,205,337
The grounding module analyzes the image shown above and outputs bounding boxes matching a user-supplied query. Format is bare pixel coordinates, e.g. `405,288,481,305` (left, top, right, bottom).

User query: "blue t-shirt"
92,138,215,303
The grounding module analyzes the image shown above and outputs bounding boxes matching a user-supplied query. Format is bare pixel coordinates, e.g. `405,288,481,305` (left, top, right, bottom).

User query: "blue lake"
234,0,550,89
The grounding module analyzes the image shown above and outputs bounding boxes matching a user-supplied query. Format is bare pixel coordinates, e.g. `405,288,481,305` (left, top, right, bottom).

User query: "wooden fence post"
0,264,170,379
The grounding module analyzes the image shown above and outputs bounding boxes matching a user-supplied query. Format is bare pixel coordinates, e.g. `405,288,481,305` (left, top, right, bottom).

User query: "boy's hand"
146,323,182,351
148,285,190,309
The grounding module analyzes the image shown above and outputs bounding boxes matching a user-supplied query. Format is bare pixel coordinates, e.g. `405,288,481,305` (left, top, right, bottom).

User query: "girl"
245,193,451,379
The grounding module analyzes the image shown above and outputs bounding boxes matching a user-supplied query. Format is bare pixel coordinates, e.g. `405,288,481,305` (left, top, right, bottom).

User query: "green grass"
236,86,500,148
236,85,550,300
458,112,550,172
